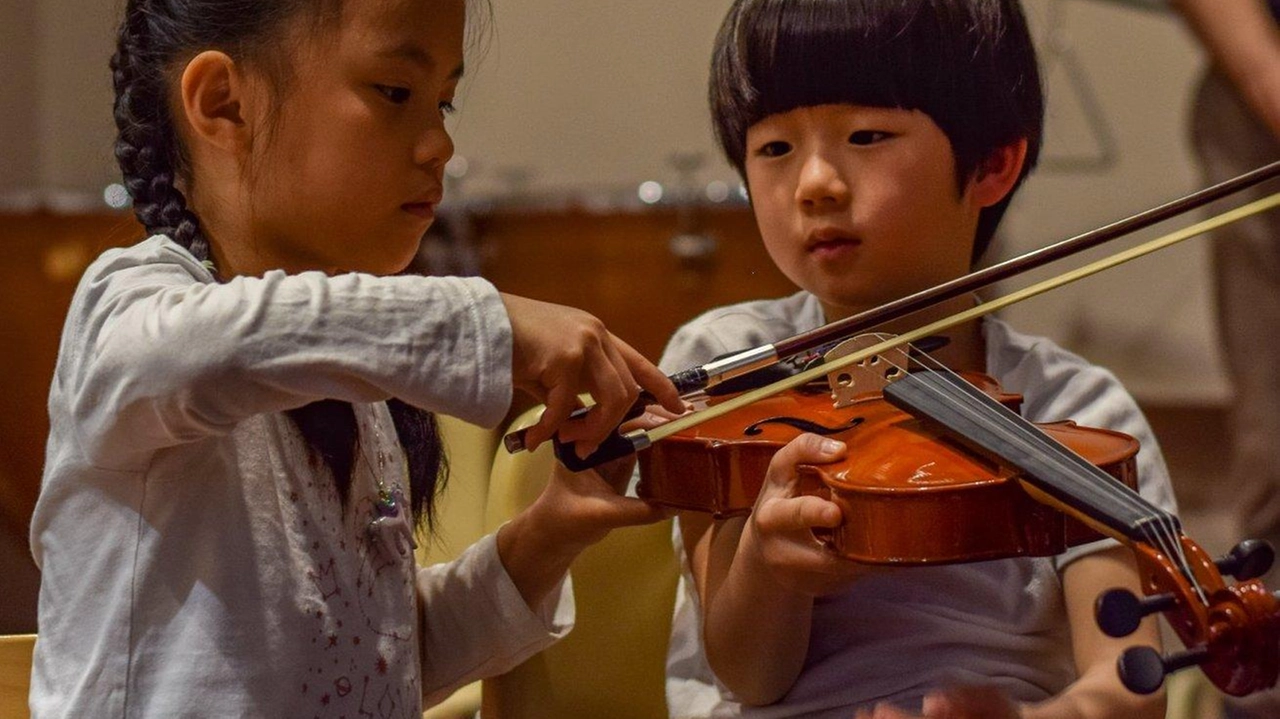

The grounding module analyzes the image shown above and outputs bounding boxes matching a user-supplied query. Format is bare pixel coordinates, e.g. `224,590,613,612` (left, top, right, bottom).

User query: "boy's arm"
1019,547,1166,719
1174,0,1280,140
686,434,859,706
693,513,815,705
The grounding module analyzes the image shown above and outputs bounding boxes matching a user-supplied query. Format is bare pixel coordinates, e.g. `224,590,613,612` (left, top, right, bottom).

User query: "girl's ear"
178,51,254,155
967,138,1029,209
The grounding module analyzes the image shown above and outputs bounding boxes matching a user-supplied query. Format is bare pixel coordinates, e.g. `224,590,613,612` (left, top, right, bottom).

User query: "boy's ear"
968,138,1029,209
178,51,254,155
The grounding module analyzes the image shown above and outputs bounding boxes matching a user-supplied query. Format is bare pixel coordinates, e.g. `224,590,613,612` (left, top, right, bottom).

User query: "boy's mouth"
806,228,862,256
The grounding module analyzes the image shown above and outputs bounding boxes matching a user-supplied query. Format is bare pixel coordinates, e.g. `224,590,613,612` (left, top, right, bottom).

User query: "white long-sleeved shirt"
30,236,573,718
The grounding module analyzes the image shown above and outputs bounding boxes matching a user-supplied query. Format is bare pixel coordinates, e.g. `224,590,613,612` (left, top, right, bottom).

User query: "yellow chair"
419,415,500,719
0,634,35,719
479,408,681,719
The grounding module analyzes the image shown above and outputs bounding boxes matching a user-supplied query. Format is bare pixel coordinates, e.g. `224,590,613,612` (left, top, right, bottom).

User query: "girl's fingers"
527,382,580,450
612,335,683,413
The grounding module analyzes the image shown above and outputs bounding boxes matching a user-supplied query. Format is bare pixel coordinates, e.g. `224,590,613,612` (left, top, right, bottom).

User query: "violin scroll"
1094,537,1280,696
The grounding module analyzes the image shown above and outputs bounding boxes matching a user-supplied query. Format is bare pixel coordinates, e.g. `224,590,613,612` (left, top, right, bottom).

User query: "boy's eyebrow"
377,42,466,79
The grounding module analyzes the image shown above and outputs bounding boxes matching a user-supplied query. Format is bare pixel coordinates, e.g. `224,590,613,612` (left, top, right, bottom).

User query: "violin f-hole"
743,416,865,437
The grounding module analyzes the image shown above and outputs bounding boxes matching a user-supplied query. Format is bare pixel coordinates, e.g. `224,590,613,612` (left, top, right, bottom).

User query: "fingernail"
820,438,844,453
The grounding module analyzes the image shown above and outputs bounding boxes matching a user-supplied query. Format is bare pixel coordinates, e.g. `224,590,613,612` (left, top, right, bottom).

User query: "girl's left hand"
529,406,680,549
854,687,1021,719
496,406,679,610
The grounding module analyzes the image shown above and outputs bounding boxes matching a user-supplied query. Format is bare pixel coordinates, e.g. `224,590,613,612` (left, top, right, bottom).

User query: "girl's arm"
62,241,677,470
416,411,672,704
687,434,863,705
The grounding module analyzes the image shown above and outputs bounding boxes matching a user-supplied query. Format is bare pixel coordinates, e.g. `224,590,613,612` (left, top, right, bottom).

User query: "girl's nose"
414,121,455,169
795,153,850,209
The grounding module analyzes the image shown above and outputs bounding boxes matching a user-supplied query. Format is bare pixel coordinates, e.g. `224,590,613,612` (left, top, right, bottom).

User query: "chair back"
0,634,35,719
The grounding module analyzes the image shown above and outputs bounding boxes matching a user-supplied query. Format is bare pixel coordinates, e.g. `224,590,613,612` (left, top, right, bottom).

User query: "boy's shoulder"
660,291,820,372
984,317,1135,422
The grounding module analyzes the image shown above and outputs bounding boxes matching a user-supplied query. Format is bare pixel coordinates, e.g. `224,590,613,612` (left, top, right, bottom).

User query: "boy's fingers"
764,434,847,489
757,496,842,533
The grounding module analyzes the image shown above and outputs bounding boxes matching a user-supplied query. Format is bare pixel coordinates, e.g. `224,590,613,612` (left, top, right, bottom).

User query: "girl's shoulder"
83,234,215,286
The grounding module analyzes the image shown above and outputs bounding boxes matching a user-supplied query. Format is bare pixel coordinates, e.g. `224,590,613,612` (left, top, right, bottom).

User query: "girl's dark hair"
109,0,474,531
710,0,1044,263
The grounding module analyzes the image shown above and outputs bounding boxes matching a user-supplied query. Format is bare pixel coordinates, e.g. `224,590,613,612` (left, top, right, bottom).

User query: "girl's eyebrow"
377,42,465,80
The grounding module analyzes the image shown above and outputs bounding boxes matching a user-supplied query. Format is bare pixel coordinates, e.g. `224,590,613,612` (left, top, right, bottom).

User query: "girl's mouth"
401,202,436,219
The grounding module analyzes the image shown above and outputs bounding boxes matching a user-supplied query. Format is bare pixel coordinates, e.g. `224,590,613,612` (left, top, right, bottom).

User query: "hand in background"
854,687,1021,719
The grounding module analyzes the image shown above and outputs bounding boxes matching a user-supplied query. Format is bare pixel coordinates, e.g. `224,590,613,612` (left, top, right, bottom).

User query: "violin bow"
503,160,1280,468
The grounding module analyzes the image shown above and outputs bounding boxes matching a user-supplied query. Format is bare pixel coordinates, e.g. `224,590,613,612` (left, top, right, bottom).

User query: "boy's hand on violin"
501,293,683,456
854,688,1022,719
746,433,865,596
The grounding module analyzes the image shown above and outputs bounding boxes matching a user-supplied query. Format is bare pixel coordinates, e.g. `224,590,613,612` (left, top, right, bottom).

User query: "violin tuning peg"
1118,645,1210,695
1095,588,1177,638
1215,539,1275,581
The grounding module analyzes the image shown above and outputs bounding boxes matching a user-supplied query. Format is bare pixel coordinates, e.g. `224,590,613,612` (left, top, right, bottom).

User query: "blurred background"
0,0,1245,645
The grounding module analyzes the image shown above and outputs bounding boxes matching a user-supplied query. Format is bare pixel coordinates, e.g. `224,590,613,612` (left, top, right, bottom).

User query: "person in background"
1173,2,1280,717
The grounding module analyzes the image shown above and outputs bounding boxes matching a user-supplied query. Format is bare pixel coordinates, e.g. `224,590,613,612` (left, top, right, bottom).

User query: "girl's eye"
849,130,890,146
757,141,792,158
375,85,411,104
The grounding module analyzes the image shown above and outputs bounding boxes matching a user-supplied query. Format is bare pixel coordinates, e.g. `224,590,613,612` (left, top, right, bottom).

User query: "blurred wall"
0,0,1247,636
0,2,1228,405
0,0,41,199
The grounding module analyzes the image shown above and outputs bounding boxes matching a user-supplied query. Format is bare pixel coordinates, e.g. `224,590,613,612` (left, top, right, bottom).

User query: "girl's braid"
110,0,208,260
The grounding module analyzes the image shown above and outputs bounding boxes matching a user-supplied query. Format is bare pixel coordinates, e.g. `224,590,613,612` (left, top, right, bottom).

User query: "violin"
501,161,1280,696
641,332,1280,695
636,336,1140,564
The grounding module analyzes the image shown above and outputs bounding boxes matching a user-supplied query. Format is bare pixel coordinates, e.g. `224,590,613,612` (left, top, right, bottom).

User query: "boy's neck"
819,294,988,375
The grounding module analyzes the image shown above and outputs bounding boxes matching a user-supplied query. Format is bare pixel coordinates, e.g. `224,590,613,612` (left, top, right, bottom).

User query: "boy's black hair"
710,0,1044,263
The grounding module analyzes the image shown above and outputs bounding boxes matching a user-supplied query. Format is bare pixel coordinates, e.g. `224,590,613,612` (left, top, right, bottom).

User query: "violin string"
895,347,1201,595
888,347,1204,600
871,345,1207,600
899,347,1207,602
878,347,1153,518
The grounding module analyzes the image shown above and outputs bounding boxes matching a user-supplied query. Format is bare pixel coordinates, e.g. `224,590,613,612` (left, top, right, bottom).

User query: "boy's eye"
849,130,890,146
757,141,792,158
375,85,411,104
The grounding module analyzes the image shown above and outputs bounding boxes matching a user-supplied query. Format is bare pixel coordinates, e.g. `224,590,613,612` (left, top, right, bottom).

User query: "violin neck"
883,370,1175,543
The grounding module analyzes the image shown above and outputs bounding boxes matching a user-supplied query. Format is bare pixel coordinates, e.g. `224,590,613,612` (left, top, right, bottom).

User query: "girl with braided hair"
28,0,682,715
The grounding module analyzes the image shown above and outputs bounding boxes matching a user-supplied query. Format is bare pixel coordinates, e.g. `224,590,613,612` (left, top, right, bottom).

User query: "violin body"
637,372,1139,565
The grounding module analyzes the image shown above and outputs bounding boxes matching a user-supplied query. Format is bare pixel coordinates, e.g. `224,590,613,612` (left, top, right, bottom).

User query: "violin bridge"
823,333,911,408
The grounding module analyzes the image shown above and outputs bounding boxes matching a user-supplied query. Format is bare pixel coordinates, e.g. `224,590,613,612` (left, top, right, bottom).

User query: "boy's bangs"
739,0,959,127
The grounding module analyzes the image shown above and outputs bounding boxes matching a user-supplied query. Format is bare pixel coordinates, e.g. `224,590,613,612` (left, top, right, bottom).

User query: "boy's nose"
795,154,850,209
